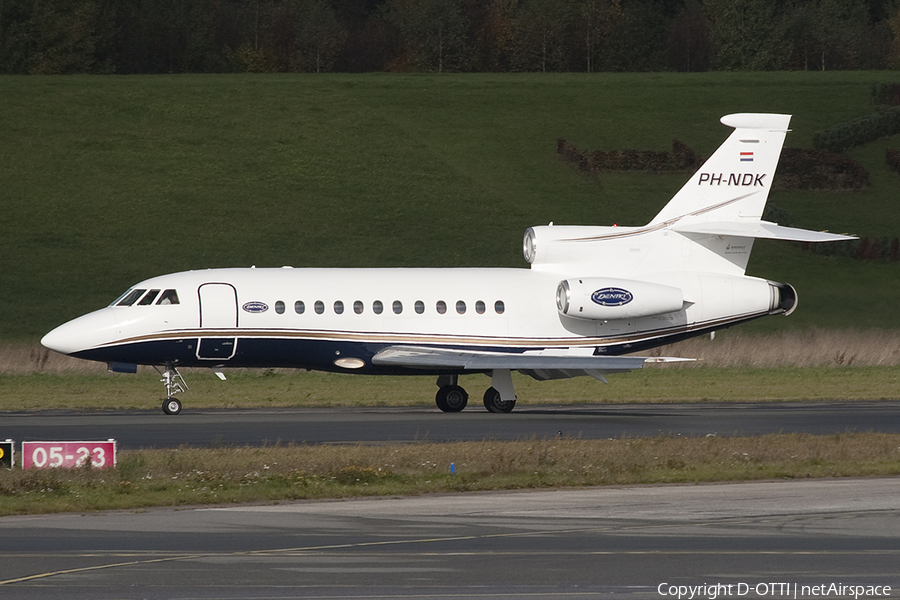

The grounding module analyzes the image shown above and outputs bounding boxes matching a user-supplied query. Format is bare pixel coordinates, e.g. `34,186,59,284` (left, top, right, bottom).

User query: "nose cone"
41,309,118,356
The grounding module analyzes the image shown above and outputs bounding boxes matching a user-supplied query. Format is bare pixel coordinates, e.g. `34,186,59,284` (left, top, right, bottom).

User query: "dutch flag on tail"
740,151,754,162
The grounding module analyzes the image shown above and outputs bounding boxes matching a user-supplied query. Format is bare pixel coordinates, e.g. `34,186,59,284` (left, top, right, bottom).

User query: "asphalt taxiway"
3,401,900,448
1,478,899,599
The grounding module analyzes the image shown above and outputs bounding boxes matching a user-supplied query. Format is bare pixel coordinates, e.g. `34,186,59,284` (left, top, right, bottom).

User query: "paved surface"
1,478,899,599
4,401,900,449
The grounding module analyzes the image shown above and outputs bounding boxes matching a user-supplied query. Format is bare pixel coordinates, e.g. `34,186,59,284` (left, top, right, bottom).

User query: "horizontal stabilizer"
673,221,856,243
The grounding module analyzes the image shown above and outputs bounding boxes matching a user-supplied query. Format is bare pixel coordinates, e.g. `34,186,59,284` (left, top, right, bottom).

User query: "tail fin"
648,113,853,275
649,113,791,227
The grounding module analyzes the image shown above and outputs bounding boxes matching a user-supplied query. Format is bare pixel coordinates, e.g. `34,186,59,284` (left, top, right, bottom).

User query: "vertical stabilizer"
649,113,791,227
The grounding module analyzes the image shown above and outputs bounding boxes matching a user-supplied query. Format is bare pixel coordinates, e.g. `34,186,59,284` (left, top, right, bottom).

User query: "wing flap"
372,345,650,374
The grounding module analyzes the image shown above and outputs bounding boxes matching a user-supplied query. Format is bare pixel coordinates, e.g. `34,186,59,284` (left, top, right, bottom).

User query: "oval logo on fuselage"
242,301,269,313
591,287,633,307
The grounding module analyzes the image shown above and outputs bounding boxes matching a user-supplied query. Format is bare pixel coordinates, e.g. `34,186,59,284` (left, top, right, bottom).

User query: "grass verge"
1,366,899,411
2,434,899,516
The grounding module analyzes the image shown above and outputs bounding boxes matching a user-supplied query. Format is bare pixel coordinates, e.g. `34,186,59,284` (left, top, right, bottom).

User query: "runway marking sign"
22,440,116,470
1,440,12,469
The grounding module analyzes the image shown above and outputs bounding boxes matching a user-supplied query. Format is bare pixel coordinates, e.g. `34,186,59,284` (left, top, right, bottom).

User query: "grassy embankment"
3,72,900,342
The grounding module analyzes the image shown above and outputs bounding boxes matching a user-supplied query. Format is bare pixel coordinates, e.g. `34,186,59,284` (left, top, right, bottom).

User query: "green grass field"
3,72,900,342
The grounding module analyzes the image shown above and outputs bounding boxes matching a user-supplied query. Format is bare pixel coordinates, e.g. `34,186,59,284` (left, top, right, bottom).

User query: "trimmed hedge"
556,138,701,173
776,147,869,190
803,236,900,262
812,107,900,152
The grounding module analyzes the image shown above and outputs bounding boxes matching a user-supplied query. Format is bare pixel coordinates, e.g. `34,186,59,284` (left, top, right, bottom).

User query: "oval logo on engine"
591,287,633,307
242,301,269,313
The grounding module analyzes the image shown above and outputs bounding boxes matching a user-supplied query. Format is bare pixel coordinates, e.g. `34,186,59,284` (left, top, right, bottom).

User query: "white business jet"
42,113,853,415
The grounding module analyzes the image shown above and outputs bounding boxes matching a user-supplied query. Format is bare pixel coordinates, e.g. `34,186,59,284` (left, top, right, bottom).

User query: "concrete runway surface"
1,478,899,599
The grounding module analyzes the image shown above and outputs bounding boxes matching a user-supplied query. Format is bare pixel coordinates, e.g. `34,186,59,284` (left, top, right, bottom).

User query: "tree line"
2,0,898,74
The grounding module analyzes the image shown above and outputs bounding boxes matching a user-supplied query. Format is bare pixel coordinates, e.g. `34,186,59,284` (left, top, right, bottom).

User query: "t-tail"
651,113,852,275
524,113,853,278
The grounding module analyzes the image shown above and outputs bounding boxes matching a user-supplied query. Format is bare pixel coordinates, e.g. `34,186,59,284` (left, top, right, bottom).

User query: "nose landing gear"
163,397,182,415
155,365,188,415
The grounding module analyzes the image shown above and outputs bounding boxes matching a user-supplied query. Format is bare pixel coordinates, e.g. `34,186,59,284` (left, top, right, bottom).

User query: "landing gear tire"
483,387,516,413
436,385,468,412
162,397,182,415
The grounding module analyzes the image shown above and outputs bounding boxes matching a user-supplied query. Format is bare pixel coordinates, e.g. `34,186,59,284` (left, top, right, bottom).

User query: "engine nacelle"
556,277,684,320
524,225,639,269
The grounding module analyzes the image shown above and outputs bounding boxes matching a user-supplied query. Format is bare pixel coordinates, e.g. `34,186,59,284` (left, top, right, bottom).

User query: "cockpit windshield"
114,289,146,307
112,288,180,307
138,290,160,305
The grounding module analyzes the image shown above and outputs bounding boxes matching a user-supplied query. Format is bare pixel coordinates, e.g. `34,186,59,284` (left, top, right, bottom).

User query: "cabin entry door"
196,283,238,361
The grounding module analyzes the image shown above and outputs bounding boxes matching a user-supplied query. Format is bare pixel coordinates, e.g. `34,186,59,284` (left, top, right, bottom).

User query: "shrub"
886,149,900,174
775,147,869,191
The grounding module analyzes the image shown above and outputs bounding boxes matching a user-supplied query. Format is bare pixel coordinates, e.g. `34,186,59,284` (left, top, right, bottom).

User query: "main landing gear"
482,387,516,413
155,364,188,415
435,373,517,413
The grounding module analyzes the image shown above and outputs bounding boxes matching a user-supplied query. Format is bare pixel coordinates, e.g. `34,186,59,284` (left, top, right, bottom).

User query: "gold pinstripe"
91,310,768,352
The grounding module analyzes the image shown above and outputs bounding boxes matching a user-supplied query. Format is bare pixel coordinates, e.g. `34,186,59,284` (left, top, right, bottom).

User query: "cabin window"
138,290,160,306
275,300,285,314
295,301,305,314
456,300,466,314
415,300,425,314
116,289,146,307
436,300,447,315
475,300,485,314
354,300,364,314
315,300,325,314
373,300,383,314
157,289,179,305
334,300,344,315
495,300,505,314
392,300,403,314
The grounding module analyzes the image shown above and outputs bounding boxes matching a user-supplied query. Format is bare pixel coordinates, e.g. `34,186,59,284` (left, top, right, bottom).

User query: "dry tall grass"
4,330,900,375
0,344,108,375
640,329,900,368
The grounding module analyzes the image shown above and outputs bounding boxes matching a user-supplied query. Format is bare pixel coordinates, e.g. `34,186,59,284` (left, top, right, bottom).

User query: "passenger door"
196,283,238,361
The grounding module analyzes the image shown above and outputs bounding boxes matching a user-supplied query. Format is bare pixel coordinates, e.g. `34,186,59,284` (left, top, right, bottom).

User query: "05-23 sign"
22,441,116,470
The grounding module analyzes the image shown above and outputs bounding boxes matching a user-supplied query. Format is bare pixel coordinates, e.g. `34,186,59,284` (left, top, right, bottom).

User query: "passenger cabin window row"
114,289,180,307
288,299,505,316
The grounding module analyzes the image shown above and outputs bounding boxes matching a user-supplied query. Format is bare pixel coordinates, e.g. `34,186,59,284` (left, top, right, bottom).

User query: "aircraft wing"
371,345,685,381
673,220,856,242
